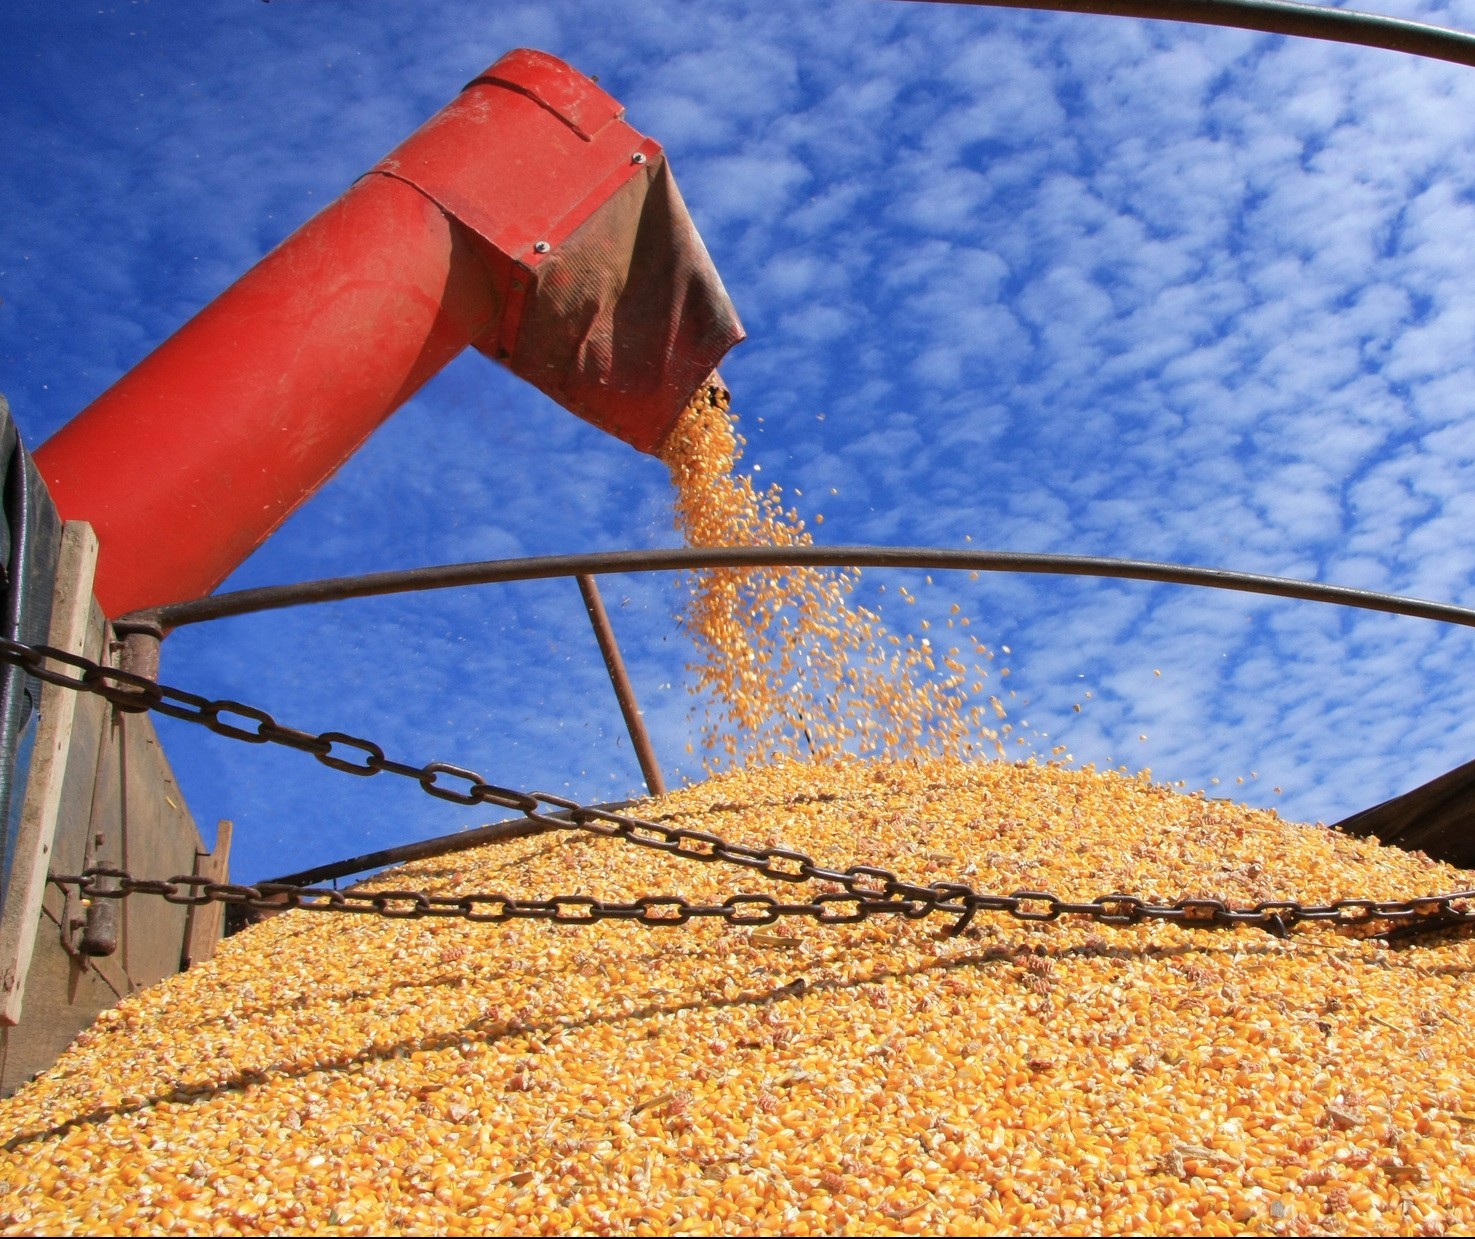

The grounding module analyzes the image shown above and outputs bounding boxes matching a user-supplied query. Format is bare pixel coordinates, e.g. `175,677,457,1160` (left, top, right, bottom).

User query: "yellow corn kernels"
3,757,1474,1236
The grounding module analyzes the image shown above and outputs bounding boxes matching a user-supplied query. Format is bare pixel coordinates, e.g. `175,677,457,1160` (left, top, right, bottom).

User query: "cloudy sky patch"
4,0,1475,883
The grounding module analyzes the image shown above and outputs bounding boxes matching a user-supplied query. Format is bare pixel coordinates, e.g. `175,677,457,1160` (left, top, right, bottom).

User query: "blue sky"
3,0,1475,884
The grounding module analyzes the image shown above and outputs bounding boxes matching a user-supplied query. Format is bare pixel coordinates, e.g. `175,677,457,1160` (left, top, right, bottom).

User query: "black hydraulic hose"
902,0,1475,68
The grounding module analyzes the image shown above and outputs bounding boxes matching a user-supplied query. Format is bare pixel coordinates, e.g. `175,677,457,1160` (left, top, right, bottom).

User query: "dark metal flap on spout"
487,157,744,456
375,48,744,458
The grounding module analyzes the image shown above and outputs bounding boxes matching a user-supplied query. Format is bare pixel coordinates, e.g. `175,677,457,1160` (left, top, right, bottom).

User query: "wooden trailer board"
0,522,229,1097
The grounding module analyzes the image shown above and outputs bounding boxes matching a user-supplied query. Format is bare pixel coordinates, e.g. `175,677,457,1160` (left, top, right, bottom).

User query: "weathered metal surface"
116,711,203,985
0,536,209,1094
181,820,231,970
115,627,162,699
380,49,743,453
78,901,119,959
0,919,125,1098
66,707,122,960
1336,758,1475,870
0,394,63,897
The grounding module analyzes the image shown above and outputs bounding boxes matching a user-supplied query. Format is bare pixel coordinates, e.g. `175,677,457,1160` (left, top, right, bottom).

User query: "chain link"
8,637,1473,942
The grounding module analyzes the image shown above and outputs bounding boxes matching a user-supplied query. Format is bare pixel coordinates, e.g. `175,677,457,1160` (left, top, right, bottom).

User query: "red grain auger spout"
35,49,744,619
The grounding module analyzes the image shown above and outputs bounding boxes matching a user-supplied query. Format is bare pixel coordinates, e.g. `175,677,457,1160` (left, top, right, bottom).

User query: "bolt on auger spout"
34,49,745,619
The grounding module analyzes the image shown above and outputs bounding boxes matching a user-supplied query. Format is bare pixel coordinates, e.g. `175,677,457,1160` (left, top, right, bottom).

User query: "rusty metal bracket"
62,711,121,960
110,620,162,715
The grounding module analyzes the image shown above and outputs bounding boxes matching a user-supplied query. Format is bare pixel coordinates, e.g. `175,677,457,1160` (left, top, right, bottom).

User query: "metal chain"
44,867,1475,940
7,637,1473,941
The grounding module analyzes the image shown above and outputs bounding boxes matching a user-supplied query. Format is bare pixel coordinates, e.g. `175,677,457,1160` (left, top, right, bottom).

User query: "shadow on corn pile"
6,937,1351,1151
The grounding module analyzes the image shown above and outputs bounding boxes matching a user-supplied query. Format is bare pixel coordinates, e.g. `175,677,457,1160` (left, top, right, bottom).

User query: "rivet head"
631,151,647,165
533,240,551,254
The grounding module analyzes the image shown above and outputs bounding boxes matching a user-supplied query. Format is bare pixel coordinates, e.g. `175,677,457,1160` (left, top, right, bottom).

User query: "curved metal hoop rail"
913,0,1475,68
120,546,1475,633
121,541,1475,851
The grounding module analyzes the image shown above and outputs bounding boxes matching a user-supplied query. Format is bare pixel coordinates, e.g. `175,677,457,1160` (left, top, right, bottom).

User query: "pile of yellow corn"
4,757,1474,1235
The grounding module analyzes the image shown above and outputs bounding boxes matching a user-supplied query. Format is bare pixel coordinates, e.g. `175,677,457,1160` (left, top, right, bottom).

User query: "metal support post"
576,574,666,798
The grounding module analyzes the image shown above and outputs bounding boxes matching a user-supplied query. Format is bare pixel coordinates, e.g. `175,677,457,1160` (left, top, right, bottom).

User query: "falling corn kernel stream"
658,380,1008,769
2,383,1473,1237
